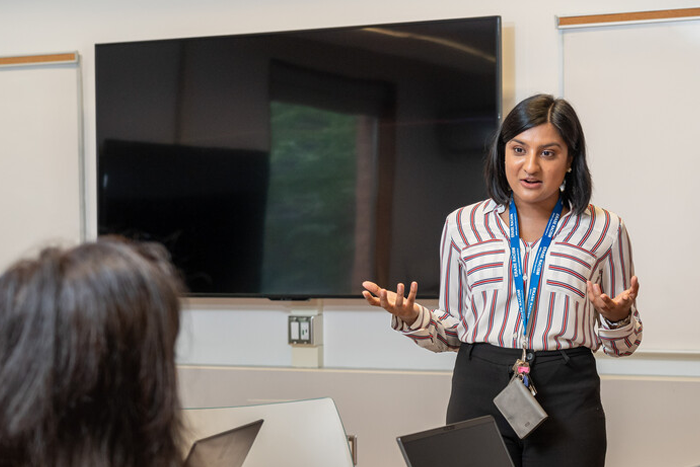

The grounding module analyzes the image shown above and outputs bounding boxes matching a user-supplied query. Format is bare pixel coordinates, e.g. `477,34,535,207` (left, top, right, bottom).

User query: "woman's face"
504,122,573,211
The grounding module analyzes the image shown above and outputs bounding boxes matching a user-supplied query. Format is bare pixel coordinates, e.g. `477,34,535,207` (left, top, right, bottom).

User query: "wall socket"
288,315,321,345
287,300,323,367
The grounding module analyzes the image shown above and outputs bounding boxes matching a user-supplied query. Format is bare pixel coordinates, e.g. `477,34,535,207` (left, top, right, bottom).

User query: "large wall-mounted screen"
96,16,502,298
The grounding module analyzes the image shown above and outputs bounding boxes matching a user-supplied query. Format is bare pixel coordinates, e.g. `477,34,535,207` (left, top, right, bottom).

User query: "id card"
493,377,548,439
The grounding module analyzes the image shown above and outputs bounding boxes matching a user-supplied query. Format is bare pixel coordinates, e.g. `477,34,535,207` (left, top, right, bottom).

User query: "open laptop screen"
396,415,514,467
184,419,264,467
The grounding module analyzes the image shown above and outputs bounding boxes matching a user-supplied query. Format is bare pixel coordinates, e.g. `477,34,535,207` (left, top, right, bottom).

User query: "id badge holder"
493,351,548,439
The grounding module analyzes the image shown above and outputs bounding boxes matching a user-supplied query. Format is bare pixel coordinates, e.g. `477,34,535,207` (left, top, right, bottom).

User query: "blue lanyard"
509,197,563,338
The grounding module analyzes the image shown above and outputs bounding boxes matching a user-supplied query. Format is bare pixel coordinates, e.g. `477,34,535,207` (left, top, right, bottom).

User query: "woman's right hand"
361,281,421,326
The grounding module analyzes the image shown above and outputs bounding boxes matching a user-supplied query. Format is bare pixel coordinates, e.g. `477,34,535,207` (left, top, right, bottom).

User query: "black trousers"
447,343,606,467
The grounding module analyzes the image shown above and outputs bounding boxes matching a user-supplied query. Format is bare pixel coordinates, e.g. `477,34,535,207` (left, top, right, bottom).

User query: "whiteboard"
562,19,700,352
0,57,83,271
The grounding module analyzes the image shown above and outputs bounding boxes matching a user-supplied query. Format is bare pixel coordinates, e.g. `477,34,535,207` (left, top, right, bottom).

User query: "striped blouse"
393,199,643,356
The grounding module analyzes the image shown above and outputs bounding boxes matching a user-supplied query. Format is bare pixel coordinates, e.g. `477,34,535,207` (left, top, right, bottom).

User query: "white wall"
3,1,700,466
3,0,699,372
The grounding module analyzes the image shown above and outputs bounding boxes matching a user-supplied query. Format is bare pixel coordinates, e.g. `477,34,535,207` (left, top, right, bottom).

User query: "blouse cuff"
601,307,634,330
391,305,431,333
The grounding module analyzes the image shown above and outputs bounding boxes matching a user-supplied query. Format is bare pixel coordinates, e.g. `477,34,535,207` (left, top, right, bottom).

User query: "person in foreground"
363,94,642,467
0,237,185,467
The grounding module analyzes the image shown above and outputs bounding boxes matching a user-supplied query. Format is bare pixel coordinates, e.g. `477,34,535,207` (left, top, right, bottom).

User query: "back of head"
0,237,184,467
484,93,593,214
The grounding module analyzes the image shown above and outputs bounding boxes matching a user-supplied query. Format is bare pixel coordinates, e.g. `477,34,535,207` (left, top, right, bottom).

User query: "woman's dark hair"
484,93,593,214
0,237,185,467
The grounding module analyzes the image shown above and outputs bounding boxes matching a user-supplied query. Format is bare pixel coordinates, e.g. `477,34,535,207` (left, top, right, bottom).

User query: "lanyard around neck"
508,197,563,339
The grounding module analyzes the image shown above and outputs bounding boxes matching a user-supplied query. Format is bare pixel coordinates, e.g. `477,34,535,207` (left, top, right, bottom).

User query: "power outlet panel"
288,315,320,345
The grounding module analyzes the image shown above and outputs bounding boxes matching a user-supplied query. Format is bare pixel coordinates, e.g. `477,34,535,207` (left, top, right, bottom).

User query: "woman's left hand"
587,275,639,323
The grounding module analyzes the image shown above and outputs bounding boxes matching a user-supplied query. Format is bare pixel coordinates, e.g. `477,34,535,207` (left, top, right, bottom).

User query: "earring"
561,168,572,192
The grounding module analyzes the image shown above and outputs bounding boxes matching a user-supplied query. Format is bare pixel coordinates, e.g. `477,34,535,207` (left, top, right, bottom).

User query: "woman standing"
362,94,642,466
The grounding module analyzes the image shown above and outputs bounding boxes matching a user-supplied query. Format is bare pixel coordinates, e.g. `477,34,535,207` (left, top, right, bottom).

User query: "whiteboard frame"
557,14,700,356
0,51,86,249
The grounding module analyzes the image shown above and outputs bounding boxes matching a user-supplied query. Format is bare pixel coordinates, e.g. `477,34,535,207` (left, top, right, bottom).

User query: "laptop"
396,415,514,467
184,419,264,467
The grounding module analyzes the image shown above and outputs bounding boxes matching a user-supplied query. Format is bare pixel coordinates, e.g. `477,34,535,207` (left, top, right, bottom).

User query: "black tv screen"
95,16,502,299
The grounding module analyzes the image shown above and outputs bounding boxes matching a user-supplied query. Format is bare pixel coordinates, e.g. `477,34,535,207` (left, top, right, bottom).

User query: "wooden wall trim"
0,52,79,67
558,7,700,29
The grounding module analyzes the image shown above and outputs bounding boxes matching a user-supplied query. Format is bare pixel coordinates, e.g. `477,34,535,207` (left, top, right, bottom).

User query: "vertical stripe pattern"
393,199,643,356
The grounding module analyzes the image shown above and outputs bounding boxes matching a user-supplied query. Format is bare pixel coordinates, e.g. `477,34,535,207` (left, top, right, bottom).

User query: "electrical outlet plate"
288,315,316,345
287,301,323,367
